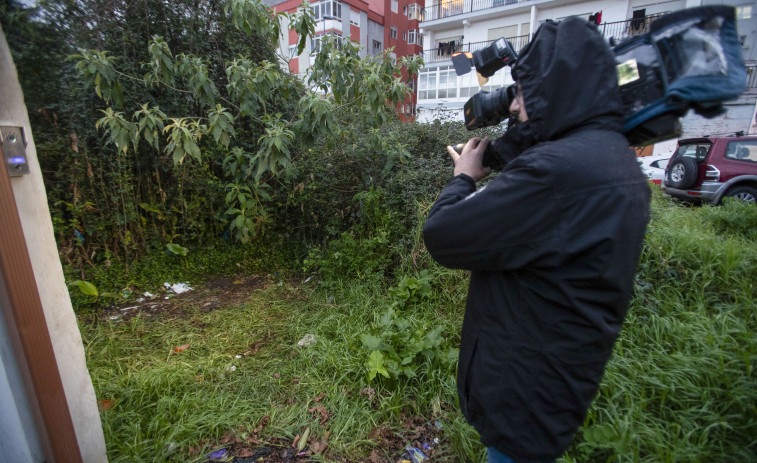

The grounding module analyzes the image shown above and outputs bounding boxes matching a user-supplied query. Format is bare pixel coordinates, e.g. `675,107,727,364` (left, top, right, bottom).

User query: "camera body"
464,84,516,130
456,6,746,148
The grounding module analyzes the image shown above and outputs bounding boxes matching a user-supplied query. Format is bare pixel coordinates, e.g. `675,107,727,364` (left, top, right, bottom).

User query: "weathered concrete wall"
0,26,108,463
681,99,756,138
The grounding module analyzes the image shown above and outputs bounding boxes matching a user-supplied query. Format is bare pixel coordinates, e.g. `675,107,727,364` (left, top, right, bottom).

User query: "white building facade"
416,0,757,134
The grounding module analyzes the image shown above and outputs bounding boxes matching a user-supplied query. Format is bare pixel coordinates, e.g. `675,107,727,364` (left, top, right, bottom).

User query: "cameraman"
423,18,650,463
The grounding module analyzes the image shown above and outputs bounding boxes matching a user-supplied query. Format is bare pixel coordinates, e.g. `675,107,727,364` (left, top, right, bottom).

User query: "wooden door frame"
0,144,83,462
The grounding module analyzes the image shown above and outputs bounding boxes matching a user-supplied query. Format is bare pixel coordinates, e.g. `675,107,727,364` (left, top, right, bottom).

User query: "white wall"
537,0,626,23
681,102,756,138
0,27,107,463
628,0,686,16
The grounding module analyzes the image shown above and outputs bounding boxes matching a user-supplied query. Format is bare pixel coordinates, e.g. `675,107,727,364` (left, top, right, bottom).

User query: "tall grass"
570,190,757,462
80,190,757,462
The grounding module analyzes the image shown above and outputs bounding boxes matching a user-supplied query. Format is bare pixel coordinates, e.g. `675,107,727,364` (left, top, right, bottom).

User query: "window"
403,6,407,15
312,0,343,21
521,22,530,37
737,5,752,19
288,44,298,58
437,67,457,99
407,3,422,20
350,9,359,26
418,68,438,100
391,0,398,13
373,40,383,54
311,32,343,53
677,143,711,162
488,25,517,41
408,29,421,45
390,26,398,39
403,31,407,41
725,141,757,163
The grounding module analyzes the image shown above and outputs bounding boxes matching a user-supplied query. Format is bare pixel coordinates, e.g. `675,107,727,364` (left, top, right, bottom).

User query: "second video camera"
453,6,747,147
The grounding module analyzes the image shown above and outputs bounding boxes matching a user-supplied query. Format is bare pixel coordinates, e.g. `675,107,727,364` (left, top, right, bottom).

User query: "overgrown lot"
78,191,757,462
4,2,755,461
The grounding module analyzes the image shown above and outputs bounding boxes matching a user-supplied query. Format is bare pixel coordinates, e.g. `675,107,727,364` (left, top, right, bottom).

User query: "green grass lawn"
82,275,476,462
78,192,757,462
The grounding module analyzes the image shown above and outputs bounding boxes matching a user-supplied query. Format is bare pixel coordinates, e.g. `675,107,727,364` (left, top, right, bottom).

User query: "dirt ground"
189,415,445,463
102,276,446,462
103,275,270,322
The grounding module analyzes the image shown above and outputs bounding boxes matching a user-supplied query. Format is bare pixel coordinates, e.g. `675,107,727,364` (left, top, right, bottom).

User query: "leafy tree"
70,0,421,245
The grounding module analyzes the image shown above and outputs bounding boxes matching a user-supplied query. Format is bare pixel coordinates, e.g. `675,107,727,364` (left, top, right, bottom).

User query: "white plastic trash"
297,334,317,347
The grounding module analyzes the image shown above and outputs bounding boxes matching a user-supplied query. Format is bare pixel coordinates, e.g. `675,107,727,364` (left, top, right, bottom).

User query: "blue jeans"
488,447,517,463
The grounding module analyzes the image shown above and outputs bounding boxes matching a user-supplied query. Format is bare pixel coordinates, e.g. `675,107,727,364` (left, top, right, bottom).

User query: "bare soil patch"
103,275,271,322
192,414,445,463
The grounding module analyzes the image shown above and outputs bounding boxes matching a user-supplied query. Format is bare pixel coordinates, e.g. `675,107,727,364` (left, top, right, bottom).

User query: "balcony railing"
595,13,667,43
419,13,671,67
421,35,530,66
423,0,531,22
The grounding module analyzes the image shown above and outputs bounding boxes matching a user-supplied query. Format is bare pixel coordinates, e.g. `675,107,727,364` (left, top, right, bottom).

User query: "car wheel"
666,156,698,189
723,186,757,204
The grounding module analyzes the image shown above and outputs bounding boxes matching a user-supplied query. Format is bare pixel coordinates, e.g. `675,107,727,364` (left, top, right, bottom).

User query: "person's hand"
447,137,491,182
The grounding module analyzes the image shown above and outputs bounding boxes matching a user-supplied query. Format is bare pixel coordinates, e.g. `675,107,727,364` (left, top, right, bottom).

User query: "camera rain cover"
618,6,747,133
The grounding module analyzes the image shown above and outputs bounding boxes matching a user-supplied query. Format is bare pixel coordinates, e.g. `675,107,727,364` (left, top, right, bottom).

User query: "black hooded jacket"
423,18,651,463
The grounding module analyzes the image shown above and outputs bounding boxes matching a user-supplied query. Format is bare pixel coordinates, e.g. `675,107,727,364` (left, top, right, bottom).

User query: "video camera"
452,6,747,147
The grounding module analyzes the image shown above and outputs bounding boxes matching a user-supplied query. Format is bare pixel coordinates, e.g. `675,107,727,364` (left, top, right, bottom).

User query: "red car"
662,135,757,205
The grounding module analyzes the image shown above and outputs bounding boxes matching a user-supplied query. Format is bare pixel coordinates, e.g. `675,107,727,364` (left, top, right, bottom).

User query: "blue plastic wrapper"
205,448,231,462
405,445,427,463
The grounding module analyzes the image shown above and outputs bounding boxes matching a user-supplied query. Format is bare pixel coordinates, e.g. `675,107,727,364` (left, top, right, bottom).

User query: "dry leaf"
98,399,114,410
173,344,190,353
311,440,328,454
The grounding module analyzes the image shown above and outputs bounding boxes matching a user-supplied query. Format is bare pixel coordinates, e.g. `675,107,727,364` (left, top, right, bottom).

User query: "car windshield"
677,142,711,162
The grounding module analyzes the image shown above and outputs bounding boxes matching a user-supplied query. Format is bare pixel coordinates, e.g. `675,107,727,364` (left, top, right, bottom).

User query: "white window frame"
311,32,343,53
350,8,359,26
390,26,398,39
391,0,398,13
312,0,343,21
407,29,421,46
373,39,383,52
407,3,422,20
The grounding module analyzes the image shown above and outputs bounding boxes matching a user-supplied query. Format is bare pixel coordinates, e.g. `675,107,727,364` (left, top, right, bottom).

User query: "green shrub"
360,270,457,383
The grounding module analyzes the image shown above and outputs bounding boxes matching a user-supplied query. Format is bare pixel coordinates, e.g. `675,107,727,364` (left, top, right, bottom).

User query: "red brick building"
266,0,423,115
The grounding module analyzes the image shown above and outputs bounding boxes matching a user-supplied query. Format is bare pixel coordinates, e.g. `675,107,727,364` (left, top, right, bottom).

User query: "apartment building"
416,0,757,134
267,0,424,114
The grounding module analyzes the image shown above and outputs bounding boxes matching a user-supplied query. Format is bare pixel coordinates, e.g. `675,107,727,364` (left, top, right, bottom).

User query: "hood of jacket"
511,17,624,143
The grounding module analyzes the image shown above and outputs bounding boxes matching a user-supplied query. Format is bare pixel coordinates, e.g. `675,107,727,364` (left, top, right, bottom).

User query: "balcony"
421,35,530,66
423,0,531,22
594,13,667,43
418,13,670,67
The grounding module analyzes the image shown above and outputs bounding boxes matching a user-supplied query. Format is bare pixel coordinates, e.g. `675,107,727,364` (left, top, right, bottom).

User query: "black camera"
453,6,747,147
452,38,519,130
463,84,517,130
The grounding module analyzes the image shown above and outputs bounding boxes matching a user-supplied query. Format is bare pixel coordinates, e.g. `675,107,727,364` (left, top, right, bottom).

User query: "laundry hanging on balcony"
437,40,457,56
